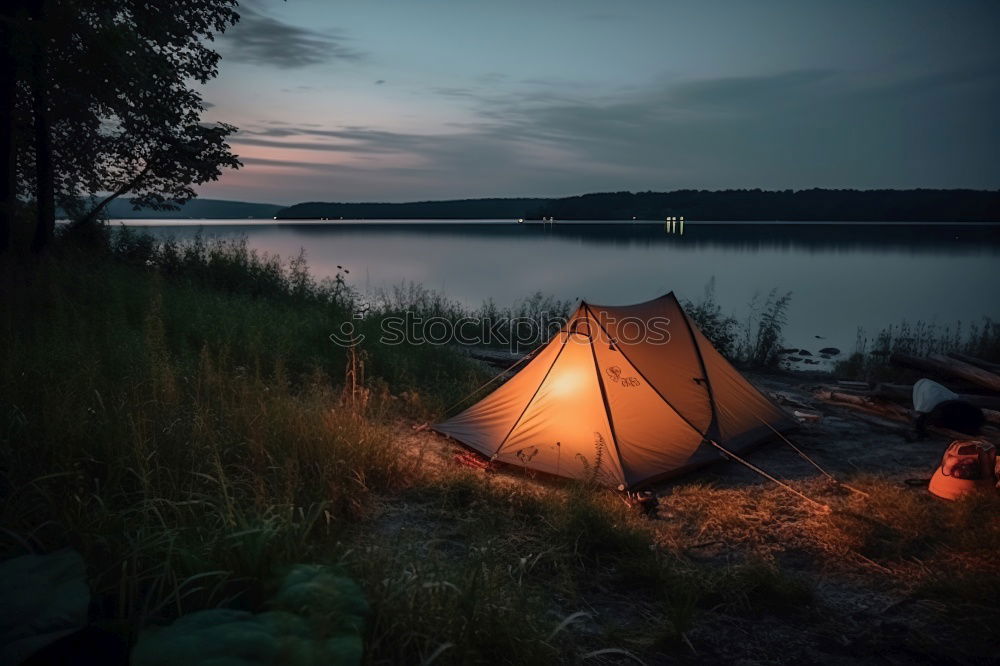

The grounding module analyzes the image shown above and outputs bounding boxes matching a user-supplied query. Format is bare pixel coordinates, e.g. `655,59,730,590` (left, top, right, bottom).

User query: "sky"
197,0,1000,204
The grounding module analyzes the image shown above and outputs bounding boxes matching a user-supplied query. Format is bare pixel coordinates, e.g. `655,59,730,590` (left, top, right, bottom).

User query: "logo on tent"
605,365,641,387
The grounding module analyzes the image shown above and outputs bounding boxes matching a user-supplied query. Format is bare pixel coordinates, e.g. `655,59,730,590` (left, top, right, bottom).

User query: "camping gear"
912,378,959,413
912,378,986,435
928,439,997,500
432,293,796,489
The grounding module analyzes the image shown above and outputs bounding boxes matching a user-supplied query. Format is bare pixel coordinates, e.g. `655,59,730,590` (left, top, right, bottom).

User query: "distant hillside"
277,198,548,220
106,198,284,219
96,190,1000,222
535,189,1000,222
276,189,1000,222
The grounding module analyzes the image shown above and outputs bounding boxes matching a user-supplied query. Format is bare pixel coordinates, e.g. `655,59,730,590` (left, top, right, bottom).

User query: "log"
462,347,527,369
871,383,913,403
815,389,913,420
836,380,871,389
927,354,1000,393
819,387,1000,435
873,383,1000,410
890,352,1000,393
946,352,1000,375
815,388,867,406
792,410,823,423
769,391,814,410
825,386,870,396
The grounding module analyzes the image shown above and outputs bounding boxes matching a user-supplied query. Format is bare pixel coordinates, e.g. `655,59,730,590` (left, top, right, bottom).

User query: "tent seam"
675,295,720,441
491,324,572,457
585,304,709,440
584,304,629,487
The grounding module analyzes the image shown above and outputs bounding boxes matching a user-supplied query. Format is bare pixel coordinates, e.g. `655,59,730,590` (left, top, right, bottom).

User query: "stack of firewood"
811,352,1000,439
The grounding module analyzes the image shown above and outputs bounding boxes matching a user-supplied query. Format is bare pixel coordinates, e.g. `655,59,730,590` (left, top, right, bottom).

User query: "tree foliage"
5,0,242,251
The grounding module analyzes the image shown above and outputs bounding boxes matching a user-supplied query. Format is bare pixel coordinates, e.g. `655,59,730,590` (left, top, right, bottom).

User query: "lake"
117,219,1000,363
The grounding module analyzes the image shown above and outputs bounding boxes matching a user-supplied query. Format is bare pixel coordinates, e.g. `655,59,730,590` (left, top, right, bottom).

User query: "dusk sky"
198,0,1000,204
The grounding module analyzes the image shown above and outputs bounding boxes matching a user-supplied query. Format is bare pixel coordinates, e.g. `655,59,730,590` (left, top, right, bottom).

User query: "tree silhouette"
6,0,242,253
0,2,20,253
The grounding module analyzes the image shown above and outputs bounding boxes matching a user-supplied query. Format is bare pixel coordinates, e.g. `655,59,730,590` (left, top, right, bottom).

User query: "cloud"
228,65,1000,199
225,3,365,68
476,72,507,85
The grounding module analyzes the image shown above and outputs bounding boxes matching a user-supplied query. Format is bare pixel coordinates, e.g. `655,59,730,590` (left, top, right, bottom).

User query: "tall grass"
0,236,479,643
836,317,1000,380
682,279,792,366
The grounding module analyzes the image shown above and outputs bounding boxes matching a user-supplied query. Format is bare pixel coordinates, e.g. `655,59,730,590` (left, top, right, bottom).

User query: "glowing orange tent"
433,293,796,489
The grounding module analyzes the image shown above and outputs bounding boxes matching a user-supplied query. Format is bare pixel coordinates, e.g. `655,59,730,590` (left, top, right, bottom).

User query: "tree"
14,0,242,253
0,1,26,254
27,0,54,253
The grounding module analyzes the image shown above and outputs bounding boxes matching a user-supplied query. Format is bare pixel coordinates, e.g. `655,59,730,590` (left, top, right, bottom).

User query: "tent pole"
674,296,720,440
440,338,549,417
584,304,709,439
490,331,572,457
584,305,628,486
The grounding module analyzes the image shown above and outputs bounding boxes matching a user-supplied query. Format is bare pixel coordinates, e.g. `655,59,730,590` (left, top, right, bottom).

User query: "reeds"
838,317,1000,380
682,278,792,367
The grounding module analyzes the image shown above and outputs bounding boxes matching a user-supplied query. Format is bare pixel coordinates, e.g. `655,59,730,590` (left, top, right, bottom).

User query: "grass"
835,317,1000,381
681,277,793,367
1,229,998,664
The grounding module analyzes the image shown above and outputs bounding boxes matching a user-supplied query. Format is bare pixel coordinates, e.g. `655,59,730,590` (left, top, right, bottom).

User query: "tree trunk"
0,2,20,254
77,162,152,226
28,0,54,254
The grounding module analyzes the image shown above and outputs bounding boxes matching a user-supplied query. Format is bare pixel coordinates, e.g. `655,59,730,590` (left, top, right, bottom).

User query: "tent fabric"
432,292,796,488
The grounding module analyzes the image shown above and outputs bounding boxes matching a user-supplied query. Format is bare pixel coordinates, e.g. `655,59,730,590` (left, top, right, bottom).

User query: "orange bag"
928,440,997,500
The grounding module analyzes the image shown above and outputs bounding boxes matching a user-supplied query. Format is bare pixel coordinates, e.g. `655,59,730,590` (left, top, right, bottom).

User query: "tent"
432,293,796,489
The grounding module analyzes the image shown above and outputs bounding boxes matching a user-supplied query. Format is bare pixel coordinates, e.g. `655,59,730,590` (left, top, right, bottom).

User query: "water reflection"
124,220,1000,355
150,220,1000,255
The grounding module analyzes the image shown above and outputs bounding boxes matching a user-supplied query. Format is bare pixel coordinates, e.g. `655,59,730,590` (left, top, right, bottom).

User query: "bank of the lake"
115,219,1000,367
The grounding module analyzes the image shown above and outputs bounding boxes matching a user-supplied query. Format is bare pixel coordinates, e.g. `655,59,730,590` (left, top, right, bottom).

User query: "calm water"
118,219,1000,360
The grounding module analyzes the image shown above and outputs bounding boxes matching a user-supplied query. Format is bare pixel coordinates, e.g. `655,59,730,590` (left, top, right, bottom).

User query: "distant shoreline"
100,188,1000,222
106,218,1000,226
276,189,1000,223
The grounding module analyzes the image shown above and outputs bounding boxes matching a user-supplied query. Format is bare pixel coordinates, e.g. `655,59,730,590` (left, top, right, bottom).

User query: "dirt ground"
694,371,951,487
399,370,998,665
647,371,984,665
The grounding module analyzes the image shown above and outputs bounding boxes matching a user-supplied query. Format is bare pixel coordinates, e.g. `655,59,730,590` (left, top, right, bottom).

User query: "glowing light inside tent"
548,367,587,397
